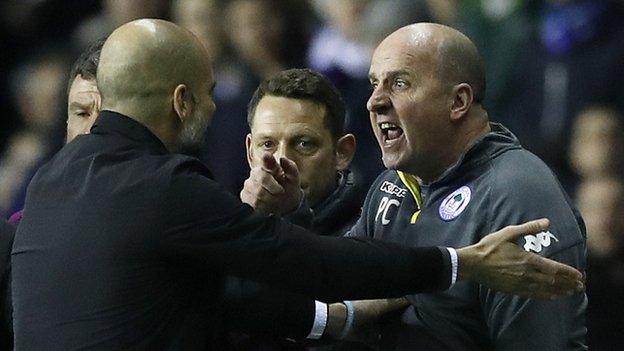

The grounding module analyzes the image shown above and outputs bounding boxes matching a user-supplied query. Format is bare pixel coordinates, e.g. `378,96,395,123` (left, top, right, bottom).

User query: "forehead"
69,76,99,99
369,35,439,79
252,95,328,134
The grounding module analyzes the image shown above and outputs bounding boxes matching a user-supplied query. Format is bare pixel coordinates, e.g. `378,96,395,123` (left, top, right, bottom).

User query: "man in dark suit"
11,19,583,350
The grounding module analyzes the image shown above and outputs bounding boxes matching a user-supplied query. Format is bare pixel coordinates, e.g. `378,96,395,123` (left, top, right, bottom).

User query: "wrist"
324,302,347,338
456,243,482,282
338,301,355,340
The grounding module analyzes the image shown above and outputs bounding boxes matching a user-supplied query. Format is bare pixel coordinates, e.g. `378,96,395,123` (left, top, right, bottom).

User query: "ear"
335,134,356,171
245,133,254,167
450,83,473,121
173,84,190,122
92,92,102,121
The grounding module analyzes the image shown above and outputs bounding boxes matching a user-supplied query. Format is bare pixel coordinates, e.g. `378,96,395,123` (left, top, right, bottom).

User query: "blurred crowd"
0,0,623,348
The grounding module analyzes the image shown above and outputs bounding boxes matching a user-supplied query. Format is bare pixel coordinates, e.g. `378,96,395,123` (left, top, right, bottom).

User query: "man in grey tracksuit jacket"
347,124,587,350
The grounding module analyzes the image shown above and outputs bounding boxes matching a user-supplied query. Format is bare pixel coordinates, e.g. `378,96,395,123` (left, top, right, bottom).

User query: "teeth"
380,122,398,130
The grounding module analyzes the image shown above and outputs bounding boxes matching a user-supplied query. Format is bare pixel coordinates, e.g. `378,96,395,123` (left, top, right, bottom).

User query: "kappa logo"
379,181,407,198
523,231,559,253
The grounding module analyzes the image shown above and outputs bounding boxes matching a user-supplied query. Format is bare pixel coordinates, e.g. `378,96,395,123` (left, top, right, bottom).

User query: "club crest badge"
439,186,471,221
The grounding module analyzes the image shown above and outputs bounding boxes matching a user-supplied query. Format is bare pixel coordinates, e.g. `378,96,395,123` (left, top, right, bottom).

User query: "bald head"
98,19,216,151
98,19,210,109
378,23,486,103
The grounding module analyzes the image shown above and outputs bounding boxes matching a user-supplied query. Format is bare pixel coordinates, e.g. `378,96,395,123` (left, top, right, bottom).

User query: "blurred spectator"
0,0,99,154
576,176,624,349
457,0,537,121
577,177,624,258
73,0,170,51
0,52,67,218
489,0,624,190
572,106,624,350
569,106,624,181
308,0,373,80
172,0,225,62
360,0,432,45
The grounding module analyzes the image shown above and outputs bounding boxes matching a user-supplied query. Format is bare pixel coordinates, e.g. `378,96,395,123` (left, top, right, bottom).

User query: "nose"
367,86,391,114
274,143,293,162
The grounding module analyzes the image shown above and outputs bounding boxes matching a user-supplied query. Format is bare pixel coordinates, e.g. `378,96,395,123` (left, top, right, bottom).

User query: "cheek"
301,152,336,184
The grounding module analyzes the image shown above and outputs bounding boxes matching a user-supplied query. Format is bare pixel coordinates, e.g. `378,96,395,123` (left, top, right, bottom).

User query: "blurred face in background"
15,56,67,132
172,0,225,61
104,0,169,26
569,107,624,178
225,0,284,62
66,75,101,143
311,0,369,40
247,96,353,207
577,177,624,258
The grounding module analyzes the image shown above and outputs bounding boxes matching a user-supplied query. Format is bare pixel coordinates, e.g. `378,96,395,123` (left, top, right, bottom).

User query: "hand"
456,218,585,300
240,152,302,215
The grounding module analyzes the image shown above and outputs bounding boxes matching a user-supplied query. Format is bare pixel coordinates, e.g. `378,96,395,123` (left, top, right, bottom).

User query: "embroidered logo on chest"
439,186,472,221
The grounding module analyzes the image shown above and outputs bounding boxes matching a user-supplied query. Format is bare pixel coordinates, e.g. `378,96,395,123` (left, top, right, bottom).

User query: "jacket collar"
91,110,169,154
311,170,365,229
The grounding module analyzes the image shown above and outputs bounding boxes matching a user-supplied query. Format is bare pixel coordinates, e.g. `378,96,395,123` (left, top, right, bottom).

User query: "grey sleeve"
480,248,587,351
481,151,587,350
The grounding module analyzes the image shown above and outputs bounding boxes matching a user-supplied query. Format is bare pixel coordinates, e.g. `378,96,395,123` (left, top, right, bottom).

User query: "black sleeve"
160,161,452,302
481,152,587,350
283,196,314,229
220,276,315,339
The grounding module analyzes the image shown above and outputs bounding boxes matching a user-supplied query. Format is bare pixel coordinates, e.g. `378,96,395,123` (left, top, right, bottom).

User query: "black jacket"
11,111,452,350
309,170,366,237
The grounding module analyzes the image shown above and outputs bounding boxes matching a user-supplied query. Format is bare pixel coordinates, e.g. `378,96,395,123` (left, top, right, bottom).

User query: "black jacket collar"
91,110,169,155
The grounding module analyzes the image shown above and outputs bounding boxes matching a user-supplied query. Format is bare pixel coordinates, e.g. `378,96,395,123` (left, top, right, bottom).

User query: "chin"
382,153,404,170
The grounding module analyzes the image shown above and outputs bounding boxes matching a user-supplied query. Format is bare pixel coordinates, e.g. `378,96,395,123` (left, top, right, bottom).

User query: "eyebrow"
68,101,91,110
369,69,413,81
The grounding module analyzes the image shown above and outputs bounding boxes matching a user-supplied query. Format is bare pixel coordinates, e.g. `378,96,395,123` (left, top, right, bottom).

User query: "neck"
418,112,490,184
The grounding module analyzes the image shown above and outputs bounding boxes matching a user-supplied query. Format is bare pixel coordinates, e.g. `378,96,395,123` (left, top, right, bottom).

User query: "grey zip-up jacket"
348,123,587,351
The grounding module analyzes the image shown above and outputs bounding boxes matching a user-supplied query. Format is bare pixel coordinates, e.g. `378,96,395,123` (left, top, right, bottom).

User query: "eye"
261,140,275,150
76,111,90,118
295,138,316,153
394,78,408,89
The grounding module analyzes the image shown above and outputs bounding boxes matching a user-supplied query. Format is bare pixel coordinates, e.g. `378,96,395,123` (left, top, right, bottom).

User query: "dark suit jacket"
11,111,451,350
